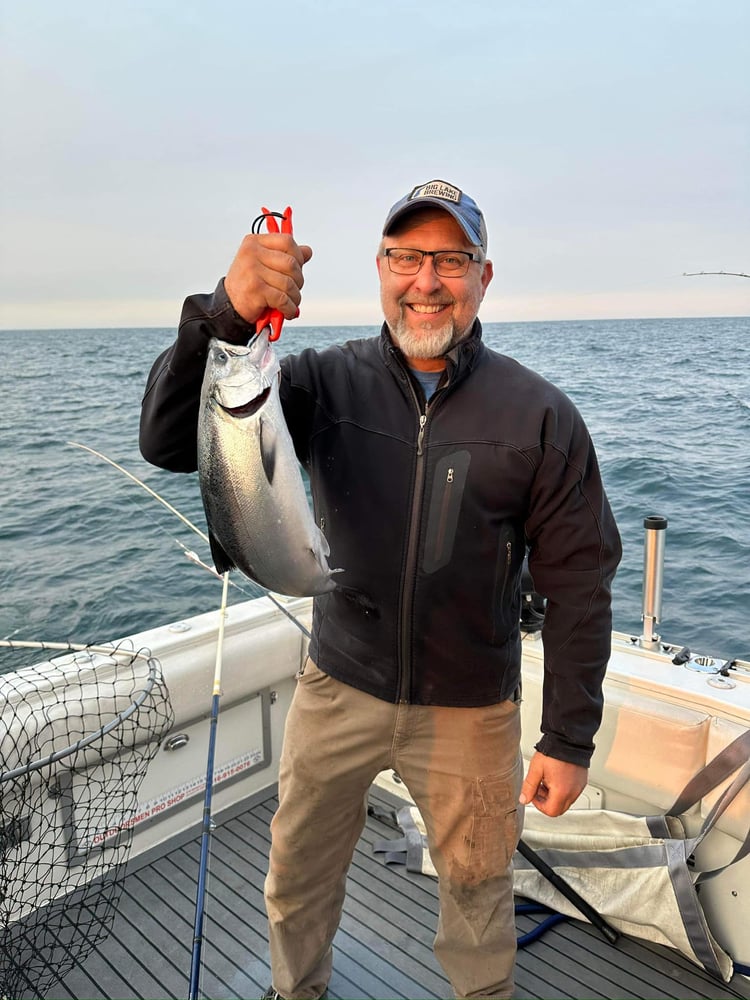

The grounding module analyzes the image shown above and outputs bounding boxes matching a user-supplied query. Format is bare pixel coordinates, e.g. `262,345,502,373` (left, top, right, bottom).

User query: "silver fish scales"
198,332,339,596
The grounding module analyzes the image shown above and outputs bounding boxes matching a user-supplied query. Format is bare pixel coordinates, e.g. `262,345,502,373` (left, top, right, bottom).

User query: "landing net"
0,641,174,999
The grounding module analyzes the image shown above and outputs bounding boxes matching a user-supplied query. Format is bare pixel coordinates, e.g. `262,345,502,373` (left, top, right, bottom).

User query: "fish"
197,331,340,596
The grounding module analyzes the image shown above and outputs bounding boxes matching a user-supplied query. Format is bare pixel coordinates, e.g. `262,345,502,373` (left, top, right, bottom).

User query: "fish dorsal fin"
259,415,277,484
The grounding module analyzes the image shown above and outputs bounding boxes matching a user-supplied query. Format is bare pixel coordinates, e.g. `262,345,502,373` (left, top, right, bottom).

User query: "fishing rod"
683,270,749,278
188,570,229,1000
69,434,313,994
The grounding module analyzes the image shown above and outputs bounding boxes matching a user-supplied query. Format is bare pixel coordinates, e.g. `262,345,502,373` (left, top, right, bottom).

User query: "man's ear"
480,259,494,296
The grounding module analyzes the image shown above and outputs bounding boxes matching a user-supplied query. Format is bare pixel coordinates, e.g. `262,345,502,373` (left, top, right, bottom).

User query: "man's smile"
406,302,451,315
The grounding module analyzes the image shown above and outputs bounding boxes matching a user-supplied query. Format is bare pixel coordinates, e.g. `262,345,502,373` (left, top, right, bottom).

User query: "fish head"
204,331,281,417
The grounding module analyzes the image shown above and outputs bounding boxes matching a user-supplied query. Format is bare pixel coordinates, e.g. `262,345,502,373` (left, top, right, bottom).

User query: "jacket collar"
379,319,485,384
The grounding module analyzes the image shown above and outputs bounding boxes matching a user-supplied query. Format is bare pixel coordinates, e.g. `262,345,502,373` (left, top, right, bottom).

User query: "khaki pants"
265,660,524,999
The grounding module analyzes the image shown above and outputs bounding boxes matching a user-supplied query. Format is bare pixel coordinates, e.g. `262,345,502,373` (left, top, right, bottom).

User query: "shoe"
260,989,328,1000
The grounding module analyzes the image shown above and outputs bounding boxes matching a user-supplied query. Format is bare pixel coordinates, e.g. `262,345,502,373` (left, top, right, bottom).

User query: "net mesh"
0,641,174,999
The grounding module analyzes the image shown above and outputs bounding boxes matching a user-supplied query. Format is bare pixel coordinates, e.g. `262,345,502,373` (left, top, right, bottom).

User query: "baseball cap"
382,179,487,252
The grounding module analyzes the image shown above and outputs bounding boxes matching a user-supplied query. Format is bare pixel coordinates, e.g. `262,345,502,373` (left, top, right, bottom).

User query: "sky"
1,0,748,329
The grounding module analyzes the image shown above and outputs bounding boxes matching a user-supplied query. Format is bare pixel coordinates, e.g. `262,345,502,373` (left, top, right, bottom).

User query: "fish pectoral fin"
259,415,277,484
208,530,236,575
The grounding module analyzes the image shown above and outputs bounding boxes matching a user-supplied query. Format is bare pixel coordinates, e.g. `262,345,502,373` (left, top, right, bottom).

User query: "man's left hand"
519,751,588,816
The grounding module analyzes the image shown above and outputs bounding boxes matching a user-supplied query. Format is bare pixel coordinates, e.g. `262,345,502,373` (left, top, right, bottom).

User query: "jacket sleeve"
139,279,255,472
525,401,622,767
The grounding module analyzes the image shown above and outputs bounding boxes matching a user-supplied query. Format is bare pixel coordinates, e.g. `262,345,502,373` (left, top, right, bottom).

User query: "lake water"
1,316,748,672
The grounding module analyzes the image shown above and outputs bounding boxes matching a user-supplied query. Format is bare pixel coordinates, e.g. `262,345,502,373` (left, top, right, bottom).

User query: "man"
140,179,621,999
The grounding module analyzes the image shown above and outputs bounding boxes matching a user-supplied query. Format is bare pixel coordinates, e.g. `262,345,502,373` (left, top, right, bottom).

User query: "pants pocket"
471,755,523,875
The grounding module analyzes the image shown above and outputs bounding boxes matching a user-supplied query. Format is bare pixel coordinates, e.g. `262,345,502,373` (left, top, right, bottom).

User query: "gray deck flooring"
48,786,750,1000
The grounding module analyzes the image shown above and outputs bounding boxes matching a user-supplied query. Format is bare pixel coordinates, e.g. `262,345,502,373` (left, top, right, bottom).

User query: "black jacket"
140,281,621,766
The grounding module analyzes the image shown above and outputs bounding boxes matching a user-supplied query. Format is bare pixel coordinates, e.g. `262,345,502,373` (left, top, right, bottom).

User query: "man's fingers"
519,752,588,816
519,758,544,806
253,232,312,270
225,234,312,324
258,244,307,289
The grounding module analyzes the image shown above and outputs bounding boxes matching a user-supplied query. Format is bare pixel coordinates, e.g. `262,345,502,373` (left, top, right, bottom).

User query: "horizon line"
1,312,748,334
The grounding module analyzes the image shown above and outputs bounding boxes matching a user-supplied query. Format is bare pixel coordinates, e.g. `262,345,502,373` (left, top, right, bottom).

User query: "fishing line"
96,465,211,568
78,465,265,603
69,442,210,543
68,442,311,639
176,540,288,603
188,570,229,1000
175,541,310,638
88,467,264,598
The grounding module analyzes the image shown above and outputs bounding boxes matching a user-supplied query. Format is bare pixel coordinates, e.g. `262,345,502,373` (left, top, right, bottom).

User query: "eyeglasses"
383,247,480,277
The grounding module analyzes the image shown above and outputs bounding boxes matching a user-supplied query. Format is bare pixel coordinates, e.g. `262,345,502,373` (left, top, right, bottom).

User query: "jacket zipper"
416,413,427,454
500,540,512,603
433,466,455,562
397,367,446,703
399,404,428,701
492,539,513,644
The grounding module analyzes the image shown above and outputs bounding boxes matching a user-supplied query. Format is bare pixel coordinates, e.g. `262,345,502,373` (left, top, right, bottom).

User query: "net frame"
1,640,174,999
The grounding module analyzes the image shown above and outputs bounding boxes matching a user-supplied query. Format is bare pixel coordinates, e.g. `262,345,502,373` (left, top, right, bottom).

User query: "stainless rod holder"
640,515,668,649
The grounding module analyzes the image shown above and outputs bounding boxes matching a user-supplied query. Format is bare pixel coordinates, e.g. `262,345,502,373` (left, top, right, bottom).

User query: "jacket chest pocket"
422,450,471,574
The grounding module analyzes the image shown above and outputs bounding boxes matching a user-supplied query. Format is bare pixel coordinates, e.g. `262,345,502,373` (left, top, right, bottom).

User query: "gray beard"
389,316,460,360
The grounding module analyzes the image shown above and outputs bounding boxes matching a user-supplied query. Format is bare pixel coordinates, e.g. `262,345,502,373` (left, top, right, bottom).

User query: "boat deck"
53,785,750,1000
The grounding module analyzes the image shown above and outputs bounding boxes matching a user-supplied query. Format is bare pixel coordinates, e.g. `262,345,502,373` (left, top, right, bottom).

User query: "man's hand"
224,231,313,326
519,751,588,817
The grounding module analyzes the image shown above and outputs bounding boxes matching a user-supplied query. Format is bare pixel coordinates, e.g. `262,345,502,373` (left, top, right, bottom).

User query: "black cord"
251,211,285,234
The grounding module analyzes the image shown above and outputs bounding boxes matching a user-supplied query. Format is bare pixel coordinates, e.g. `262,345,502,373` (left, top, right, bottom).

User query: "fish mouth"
218,386,271,417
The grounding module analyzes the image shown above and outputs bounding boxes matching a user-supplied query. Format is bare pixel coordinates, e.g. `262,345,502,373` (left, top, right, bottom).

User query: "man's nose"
412,255,443,293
